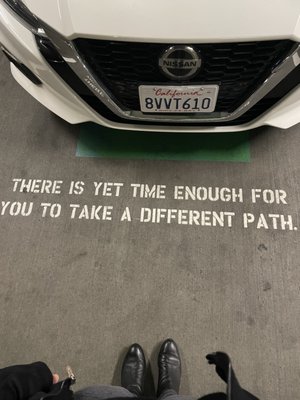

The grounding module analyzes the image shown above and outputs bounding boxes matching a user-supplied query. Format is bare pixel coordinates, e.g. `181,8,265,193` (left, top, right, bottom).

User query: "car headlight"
3,0,46,36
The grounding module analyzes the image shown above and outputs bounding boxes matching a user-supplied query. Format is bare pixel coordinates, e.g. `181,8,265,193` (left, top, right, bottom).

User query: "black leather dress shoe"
121,343,146,396
157,338,181,397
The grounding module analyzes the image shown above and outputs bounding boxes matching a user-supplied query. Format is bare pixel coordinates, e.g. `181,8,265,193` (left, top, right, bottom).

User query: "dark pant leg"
74,385,138,400
158,390,196,400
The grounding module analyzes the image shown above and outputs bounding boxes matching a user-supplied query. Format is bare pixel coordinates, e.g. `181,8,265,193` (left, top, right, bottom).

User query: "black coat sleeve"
206,353,260,400
0,362,53,400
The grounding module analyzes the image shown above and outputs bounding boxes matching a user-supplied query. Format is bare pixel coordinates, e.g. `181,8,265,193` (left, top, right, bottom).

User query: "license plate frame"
139,85,219,113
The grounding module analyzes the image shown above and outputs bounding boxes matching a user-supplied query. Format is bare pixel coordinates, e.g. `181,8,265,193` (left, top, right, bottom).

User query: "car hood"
24,0,300,42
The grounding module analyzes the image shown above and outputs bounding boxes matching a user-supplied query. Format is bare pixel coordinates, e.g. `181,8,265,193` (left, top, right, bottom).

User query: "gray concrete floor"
0,53,299,400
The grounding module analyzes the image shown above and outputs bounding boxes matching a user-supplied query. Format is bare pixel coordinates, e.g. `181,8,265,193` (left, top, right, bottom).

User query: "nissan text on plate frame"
1,0,300,133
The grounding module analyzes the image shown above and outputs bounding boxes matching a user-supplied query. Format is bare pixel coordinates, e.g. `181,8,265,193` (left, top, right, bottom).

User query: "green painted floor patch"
77,123,250,162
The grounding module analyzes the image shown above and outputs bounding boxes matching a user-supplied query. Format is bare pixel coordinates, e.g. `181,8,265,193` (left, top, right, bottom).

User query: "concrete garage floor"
0,53,299,400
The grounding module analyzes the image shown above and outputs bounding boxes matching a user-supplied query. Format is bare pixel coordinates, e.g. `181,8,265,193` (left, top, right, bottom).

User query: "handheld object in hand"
29,366,76,400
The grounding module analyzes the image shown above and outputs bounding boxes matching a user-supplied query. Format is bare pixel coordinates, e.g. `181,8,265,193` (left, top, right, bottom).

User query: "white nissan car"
1,0,300,133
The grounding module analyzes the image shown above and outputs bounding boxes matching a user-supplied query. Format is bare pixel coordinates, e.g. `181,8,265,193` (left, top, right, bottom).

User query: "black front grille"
73,39,295,113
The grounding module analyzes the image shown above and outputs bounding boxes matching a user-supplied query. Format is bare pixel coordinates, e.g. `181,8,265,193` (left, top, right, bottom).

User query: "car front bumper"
1,2,300,133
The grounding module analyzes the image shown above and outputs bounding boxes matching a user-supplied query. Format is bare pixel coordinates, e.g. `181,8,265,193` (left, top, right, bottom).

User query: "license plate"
139,85,219,113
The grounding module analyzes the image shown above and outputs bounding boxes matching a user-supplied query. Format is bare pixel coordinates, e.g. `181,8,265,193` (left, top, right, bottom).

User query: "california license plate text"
139,85,219,113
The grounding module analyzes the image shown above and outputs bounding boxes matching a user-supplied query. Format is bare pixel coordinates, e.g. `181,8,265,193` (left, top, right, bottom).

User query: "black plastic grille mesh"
73,39,294,113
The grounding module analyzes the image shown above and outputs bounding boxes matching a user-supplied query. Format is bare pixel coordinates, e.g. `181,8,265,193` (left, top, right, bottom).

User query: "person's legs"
75,343,146,400
74,384,138,400
157,339,181,398
121,344,146,396
156,340,197,400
